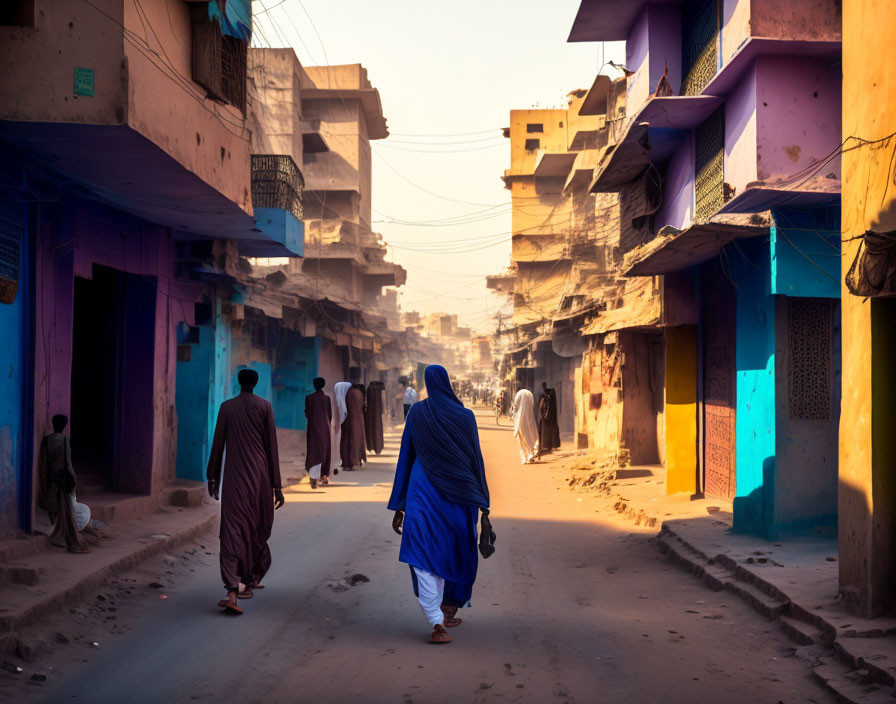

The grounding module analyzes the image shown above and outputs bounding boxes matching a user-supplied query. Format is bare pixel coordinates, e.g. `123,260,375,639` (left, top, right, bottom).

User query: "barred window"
788,298,832,420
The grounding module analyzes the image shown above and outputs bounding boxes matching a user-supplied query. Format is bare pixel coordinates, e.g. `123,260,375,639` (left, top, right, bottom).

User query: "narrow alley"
16,411,832,704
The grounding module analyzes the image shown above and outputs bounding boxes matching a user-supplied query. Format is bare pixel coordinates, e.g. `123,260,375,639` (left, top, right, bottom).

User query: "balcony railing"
251,154,304,220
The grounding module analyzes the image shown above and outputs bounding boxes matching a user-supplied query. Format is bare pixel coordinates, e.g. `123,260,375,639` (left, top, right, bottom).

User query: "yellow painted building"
839,0,896,617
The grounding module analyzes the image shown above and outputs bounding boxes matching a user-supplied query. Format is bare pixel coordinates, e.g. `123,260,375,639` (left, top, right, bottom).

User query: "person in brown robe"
537,382,561,456
365,381,385,455
304,377,332,489
207,369,284,614
37,415,89,554
341,383,367,470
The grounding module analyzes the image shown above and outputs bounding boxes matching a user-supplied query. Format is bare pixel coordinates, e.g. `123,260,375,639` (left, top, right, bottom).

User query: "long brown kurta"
340,385,367,469
538,387,561,453
206,392,281,591
37,433,82,550
304,389,332,476
365,381,385,455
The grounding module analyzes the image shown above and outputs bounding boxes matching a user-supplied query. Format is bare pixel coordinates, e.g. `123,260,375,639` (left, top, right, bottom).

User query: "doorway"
70,265,156,494
702,259,737,500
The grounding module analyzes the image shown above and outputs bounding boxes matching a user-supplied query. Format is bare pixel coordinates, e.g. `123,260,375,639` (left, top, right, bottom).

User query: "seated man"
38,414,89,554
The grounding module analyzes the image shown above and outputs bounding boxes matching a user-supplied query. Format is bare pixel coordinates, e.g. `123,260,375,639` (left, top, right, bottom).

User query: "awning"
589,123,650,192
567,0,682,42
581,278,662,335
534,151,577,179
624,218,769,276
579,74,611,116
717,185,840,215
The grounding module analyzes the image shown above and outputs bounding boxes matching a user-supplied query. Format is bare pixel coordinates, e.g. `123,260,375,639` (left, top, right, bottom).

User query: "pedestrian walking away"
388,364,493,644
305,377,333,489
366,380,386,455
537,382,560,456
207,369,285,614
511,389,539,464
37,414,90,554
341,382,367,470
403,382,418,418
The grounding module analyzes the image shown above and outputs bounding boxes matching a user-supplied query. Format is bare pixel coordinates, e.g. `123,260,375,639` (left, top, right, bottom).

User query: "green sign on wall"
73,67,94,97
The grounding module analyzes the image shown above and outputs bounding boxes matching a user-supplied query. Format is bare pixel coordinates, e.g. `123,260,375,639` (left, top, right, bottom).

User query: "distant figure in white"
511,389,539,464
403,383,418,419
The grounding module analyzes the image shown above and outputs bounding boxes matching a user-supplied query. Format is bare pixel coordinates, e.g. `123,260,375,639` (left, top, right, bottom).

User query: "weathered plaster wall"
773,296,840,534
750,0,841,43
770,208,840,298
655,134,695,233
123,0,252,216
755,56,841,186
839,0,896,617
625,5,682,117
665,325,698,494
0,0,126,125
721,0,752,65
724,64,759,197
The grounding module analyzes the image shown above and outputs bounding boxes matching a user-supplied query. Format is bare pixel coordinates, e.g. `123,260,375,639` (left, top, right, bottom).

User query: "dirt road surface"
18,410,832,704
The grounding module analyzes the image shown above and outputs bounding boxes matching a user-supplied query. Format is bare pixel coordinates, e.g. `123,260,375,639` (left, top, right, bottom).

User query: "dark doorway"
70,265,156,494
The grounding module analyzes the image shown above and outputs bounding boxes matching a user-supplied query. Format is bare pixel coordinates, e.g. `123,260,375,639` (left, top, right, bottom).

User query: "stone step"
836,637,896,687
0,565,40,587
813,656,896,704
780,614,828,646
723,576,788,620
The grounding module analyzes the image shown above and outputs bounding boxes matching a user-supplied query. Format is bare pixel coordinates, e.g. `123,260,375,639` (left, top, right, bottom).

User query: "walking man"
207,369,284,614
403,382,418,419
305,377,332,489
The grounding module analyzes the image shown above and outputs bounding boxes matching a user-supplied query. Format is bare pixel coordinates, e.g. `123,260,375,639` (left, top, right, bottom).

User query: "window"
190,5,247,113
526,123,543,133
524,138,540,151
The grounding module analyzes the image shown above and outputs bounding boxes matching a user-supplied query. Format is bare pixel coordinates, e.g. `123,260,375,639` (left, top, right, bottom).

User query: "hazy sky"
252,0,624,331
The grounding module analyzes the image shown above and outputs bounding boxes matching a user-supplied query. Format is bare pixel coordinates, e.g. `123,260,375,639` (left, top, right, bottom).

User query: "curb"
656,523,896,704
0,511,218,651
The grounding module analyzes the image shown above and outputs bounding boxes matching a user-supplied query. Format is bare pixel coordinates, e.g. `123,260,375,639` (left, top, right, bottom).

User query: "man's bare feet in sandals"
441,605,462,627
430,624,452,643
217,591,243,614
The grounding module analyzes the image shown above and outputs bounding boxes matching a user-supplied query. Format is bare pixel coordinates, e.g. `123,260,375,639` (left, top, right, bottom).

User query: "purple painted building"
570,0,842,538
0,1,295,535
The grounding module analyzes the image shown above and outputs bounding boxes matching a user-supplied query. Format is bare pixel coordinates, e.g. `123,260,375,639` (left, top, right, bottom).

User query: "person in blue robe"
387,364,491,644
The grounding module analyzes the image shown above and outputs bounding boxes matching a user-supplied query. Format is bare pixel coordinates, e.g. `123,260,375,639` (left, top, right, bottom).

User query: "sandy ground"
2,410,834,704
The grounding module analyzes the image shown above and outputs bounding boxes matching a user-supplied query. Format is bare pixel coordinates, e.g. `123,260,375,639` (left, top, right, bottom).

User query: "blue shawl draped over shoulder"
388,365,489,510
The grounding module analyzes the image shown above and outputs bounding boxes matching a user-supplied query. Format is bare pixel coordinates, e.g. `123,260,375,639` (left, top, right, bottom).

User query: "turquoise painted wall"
232,361,272,402
273,335,319,430
770,207,840,299
730,238,777,537
175,324,214,481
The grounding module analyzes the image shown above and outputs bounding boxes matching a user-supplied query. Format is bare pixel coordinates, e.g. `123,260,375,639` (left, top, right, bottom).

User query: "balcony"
242,155,305,258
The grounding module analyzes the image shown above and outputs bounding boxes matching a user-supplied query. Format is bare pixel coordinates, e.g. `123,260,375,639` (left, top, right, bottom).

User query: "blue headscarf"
396,365,489,509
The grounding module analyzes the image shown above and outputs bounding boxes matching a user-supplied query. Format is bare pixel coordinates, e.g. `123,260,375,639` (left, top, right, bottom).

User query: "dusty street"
18,411,832,704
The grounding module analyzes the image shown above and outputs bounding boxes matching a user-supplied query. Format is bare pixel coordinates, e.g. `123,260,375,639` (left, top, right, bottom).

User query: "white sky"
252,0,624,332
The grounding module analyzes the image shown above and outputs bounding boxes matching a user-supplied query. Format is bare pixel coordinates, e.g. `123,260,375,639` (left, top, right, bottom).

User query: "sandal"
309,477,318,490
217,598,243,614
237,588,254,600
430,625,452,643
441,605,462,627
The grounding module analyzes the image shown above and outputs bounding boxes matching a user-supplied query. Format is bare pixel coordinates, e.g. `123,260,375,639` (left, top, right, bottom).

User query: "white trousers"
413,567,445,627
308,463,322,480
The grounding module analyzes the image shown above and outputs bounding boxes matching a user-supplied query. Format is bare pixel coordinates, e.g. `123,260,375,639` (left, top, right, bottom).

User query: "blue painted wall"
0,215,24,534
273,336,319,430
770,207,840,299
232,361,272,402
0,194,32,536
175,323,214,481
730,238,777,537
